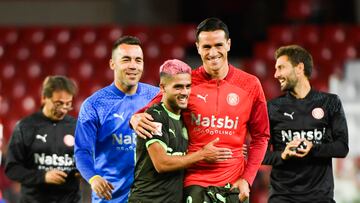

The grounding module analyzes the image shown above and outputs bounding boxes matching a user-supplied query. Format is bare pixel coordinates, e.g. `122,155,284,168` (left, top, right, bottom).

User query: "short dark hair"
275,45,313,78
196,17,230,42
112,35,141,53
42,75,77,98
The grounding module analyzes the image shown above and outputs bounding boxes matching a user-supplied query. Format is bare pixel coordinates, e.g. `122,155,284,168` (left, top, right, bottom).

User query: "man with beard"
5,75,80,203
131,18,270,203
74,36,159,202
262,45,349,203
128,59,232,203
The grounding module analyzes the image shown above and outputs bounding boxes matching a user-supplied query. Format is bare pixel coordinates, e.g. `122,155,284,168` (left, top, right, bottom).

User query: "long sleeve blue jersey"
74,83,159,203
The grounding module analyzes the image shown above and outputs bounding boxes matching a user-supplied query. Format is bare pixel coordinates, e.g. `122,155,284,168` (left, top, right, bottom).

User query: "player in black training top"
262,45,349,203
5,76,80,203
128,59,232,203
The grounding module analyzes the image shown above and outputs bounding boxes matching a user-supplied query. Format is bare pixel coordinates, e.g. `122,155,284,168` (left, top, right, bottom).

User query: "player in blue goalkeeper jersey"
74,36,159,203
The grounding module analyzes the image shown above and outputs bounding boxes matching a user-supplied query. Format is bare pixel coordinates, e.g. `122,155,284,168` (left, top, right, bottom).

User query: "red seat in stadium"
57,42,83,61
253,42,277,62
176,24,197,46
0,61,18,99
123,25,150,45
42,60,70,76
285,0,313,21
294,25,320,46
331,43,357,62
241,59,271,80
8,80,27,99
7,44,31,61
151,26,177,45
268,25,295,45
322,25,347,44
0,27,19,45
19,27,46,45
18,60,44,81
144,42,161,59
93,59,114,83
0,61,17,84
97,25,123,43
161,44,186,60
0,97,11,119
141,59,162,85
32,41,57,62
262,77,281,100
72,27,97,45
83,41,111,60
68,59,95,83
46,26,72,45
347,26,360,45
2,116,20,141
308,43,333,64
0,42,6,61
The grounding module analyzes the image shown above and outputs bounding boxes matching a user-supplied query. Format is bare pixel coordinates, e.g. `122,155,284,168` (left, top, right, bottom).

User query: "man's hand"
45,170,67,185
201,138,232,162
292,139,313,158
231,178,250,202
90,176,114,200
130,113,156,139
281,139,302,160
281,139,313,160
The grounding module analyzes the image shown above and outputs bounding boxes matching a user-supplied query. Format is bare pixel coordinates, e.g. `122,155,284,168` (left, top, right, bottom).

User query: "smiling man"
131,18,270,203
263,45,349,203
5,75,80,203
128,59,232,203
74,36,159,202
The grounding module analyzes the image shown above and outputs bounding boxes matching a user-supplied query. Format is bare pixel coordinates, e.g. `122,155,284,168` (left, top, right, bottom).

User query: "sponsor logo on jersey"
196,94,208,103
36,134,47,143
191,113,239,129
113,112,125,121
283,111,294,120
226,93,239,106
281,128,326,144
112,133,136,151
34,153,74,166
312,107,324,119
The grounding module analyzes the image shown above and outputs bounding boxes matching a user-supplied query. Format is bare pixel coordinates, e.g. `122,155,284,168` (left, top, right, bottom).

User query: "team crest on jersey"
63,134,75,147
312,107,324,119
226,93,239,106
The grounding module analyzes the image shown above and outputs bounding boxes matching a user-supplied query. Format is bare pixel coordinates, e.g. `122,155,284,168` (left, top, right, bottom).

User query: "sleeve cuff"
89,175,101,184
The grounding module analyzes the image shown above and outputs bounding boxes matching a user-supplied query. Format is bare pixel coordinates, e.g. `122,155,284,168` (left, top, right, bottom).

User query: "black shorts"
184,184,244,203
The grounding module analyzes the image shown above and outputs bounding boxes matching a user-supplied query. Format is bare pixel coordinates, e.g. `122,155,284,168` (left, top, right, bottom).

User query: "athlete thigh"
184,185,209,203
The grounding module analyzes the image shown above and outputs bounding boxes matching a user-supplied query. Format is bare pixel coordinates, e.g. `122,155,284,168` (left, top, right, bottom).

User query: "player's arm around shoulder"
147,137,232,173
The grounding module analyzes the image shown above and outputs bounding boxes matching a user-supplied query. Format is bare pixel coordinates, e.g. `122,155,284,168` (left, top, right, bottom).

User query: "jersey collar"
199,64,235,81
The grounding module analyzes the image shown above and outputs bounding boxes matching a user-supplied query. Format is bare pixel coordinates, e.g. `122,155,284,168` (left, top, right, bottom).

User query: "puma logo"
152,109,162,115
169,129,176,137
284,112,294,120
197,94,208,103
113,112,125,121
36,134,47,143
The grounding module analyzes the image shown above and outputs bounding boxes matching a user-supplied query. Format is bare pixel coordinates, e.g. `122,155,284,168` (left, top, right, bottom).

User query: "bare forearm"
150,148,204,173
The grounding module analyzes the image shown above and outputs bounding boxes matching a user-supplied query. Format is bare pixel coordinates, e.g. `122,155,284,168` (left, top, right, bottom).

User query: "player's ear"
41,95,46,106
226,38,231,52
159,83,166,93
296,62,305,76
109,58,115,70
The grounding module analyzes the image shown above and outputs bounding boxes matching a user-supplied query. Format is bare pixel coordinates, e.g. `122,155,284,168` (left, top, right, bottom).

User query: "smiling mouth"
177,96,188,103
279,79,286,86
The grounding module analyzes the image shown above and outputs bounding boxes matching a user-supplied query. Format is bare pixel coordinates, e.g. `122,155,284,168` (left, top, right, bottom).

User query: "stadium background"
0,0,359,202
